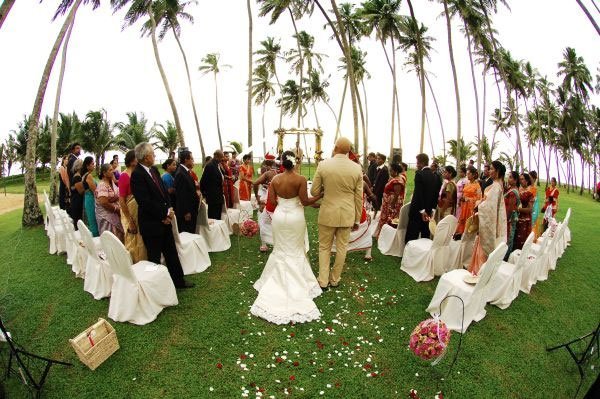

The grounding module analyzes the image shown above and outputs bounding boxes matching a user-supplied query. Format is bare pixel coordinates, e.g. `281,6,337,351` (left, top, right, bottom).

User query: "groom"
311,137,363,290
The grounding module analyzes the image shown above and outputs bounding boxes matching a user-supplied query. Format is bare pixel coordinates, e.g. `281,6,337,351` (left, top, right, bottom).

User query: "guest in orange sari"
543,177,559,217
455,166,482,238
467,160,507,275
514,172,534,250
504,171,520,258
374,163,405,238
239,154,254,201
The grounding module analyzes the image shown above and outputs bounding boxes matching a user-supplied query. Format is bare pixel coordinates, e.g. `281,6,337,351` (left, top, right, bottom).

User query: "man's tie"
150,168,165,198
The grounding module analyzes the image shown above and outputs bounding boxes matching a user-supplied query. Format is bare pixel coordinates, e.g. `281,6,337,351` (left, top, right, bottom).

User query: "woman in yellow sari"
455,166,482,238
117,150,147,263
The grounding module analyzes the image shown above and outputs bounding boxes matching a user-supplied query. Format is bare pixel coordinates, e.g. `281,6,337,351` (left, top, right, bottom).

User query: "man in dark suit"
405,153,439,243
130,142,193,289
200,150,225,220
367,152,377,188
174,150,199,233
66,142,81,181
372,153,389,213
479,163,493,191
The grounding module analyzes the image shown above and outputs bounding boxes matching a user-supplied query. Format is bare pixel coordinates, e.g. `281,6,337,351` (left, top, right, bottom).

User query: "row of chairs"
41,191,246,325
425,209,572,333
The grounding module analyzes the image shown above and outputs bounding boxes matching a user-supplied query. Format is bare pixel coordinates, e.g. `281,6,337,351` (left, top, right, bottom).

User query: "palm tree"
79,110,116,172
144,0,205,160
56,112,82,156
112,0,186,147
501,49,526,170
115,112,155,152
252,64,275,155
558,47,593,103
154,121,179,157
199,53,231,151
255,37,284,128
2,135,18,176
360,0,403,158
277,80,306,119
22,0,83,226
439,0,462,159
447,138,476,165
0,0,16,30
398,15,432,153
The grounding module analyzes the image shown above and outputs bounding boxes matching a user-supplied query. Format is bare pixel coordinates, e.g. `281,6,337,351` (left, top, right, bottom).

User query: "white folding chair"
78,220,112,300
426,242,507,333
60,212,84,277
487,233,534,309
400,215,458,282
197,201,231,252
171,216,211,275
509,230,550,292
44,195,67,255
100,232,178,325
447,229,477,271
377,202,410,257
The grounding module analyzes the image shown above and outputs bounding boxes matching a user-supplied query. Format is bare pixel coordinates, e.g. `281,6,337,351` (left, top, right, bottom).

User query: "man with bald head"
200,150,225,219
311,137,363,290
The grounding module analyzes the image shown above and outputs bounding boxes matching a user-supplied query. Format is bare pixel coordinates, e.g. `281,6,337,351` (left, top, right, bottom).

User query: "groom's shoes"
320,285,330,292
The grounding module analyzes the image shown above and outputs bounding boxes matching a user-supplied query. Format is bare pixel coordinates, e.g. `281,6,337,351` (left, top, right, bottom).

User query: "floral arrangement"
409,317,451,361
240,219,259,238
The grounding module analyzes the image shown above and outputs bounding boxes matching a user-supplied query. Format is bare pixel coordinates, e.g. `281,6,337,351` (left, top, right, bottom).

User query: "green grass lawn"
0,172,599,398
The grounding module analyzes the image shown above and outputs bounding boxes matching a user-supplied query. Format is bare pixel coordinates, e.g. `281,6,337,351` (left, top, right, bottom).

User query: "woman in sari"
95,164,124,241
455,165,468,219
81,156,99,236
437,165,458,221
529,171,541,237
69,159,84,228
118,150,146,262
504,171,521,258
374,163,405,238
221,153,236,208
468,160,507,275
543,177,559,217
514,172,534,250
58,155,70,210
239,154,254,201
455,166,482,238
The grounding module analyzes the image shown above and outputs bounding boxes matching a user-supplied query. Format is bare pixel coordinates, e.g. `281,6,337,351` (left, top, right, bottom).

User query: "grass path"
0,175,598,398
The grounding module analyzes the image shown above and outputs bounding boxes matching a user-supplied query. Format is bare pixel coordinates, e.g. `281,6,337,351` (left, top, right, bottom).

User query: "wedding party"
1,0,599,398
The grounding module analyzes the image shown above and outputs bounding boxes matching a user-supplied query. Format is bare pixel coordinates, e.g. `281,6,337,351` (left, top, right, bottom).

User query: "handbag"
466,214,479,234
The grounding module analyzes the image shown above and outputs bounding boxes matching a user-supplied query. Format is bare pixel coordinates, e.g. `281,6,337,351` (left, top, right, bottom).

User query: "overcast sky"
1,0,598,169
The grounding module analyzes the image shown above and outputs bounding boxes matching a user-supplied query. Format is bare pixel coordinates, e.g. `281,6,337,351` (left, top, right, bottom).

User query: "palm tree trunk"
575,0,600,36
288,9,303,129
50,13,77,205
274,71,284,129
425,73,446,158
541,143,550,189
362,80,370,166
579,155,585,195
466,30,482,169
406,0,426,153
481,70,487,152
329,0,359,150
0,0,16,30
247,0,253,156
426,110,435,156
555,148,561,186
335,76,348,141
148,5,185,147
381,40,396,158
214,72,223,150
442,0,462,161
171,25,205,162
22,0,82,227
355,83,367,166
391,39,402,159
513,91,525,170
261,102,266,155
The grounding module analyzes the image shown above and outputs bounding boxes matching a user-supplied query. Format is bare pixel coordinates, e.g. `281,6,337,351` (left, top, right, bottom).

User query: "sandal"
364,256,373,261
259,245,268,253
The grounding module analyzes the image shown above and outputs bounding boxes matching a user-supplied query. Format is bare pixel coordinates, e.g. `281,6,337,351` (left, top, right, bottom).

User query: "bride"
251,151,322,324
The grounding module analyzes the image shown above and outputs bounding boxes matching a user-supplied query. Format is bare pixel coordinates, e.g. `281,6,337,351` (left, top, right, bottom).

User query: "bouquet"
240,219,259,238
409,317,451,361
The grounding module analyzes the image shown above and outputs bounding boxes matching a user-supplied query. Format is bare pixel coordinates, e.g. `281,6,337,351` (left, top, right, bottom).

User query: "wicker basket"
69,318,119,370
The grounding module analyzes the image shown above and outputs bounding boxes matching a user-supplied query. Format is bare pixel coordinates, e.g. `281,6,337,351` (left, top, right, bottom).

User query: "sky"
0,0,598,174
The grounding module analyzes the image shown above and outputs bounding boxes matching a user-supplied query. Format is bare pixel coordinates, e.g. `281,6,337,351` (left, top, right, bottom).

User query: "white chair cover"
197,201,231,252
60,213,84,277
100,232,178,325
487,233,534,309
171,216,211,275
44,195,67,255
258,208,274,246
509,231,550,293
426,242,507,333
447,230,477,270
332,218,372,253
400,215,458,282
78,220,112,300
377,202,410,257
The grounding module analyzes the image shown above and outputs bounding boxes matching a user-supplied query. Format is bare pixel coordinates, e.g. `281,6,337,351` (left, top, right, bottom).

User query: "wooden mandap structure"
275,127,323,164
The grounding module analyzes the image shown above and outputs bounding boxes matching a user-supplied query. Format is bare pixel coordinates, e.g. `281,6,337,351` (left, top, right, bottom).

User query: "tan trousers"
317,224,351,287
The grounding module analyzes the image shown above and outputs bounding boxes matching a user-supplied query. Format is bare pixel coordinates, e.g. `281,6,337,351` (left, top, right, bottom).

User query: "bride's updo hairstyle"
281,150,296,171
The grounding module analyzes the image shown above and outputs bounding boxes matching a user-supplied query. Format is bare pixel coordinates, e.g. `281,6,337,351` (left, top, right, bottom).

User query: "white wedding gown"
251,197,322,324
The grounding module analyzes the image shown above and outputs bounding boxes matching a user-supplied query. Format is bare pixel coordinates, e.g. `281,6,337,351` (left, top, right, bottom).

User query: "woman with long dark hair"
118,150,147,262
81,156,99,236
515,172,534,250
504,171,521,256
95,164,124,241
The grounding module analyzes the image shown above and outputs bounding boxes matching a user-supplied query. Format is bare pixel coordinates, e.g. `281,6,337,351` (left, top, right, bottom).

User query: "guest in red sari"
514,172,534,250
239,154,254,201
543,177,559,217
221,153,236,208
374,163,405,238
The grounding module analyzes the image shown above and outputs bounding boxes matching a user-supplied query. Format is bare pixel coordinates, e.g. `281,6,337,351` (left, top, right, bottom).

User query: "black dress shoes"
176,280,195,289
